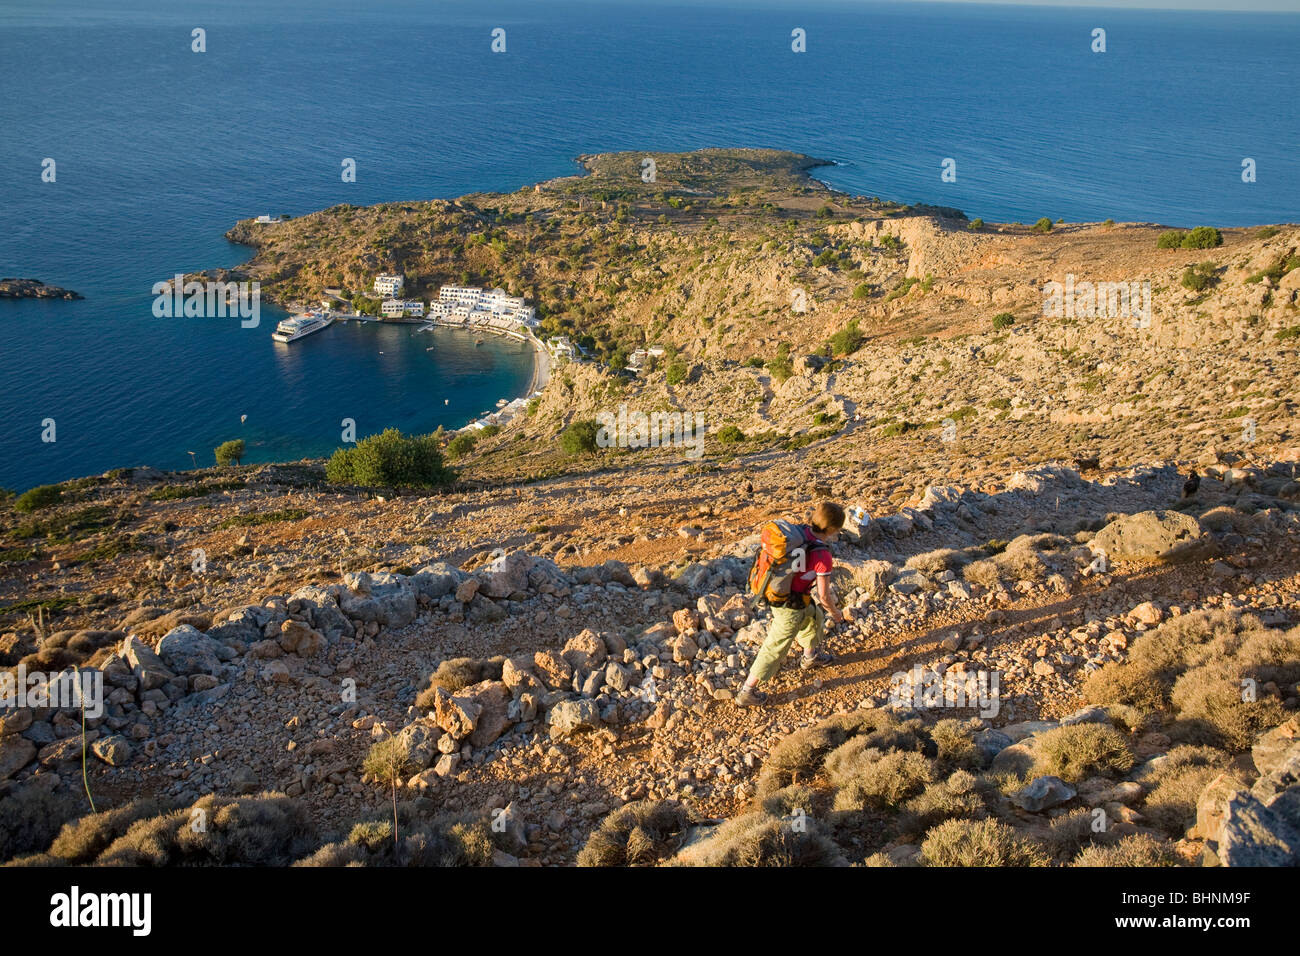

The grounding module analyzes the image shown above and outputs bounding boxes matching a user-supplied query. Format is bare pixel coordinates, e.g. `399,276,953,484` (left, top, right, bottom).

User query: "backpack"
747,520,826,608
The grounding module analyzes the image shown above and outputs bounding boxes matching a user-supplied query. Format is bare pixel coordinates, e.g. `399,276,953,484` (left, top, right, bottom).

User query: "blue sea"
2,0,1298,491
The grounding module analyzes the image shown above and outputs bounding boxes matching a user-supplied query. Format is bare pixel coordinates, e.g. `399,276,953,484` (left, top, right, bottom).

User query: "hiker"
736,502,846,707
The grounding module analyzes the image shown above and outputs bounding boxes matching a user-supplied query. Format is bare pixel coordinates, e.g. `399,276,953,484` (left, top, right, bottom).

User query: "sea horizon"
3,0,1298,490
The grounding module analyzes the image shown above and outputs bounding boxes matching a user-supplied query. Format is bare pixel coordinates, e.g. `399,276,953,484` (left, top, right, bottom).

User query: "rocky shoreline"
0,278,82,300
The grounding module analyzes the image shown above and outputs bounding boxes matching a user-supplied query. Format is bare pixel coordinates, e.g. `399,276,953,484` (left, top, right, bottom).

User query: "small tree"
215,440,245,467
326,428,452,488
717,425,745,443
446,433,477,459
561,420,600,456
1032,218,1053,233
992,313,1015,330
665,361,689,386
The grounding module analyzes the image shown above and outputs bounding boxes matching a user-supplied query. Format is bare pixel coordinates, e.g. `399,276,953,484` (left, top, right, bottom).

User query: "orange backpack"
747,520,823,607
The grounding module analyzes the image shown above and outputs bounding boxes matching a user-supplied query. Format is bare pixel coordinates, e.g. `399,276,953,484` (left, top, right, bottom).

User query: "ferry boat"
272,311,333,343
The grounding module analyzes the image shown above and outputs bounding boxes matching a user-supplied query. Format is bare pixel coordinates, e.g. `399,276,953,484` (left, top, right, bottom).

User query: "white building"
374,273,405,297
380,299,424,318
549,335,576,363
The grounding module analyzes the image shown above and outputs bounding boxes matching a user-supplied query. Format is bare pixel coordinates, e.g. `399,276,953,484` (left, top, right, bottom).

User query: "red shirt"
790,538,833,595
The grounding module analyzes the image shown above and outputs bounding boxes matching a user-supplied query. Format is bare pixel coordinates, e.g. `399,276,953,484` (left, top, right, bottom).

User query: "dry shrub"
962,559,1001,589
680,812,847,867
895,770,990,837
1072,833,1183,867
96,792,318,866
931,718,983,771
1137,745,1231,836
1043,808,1120,861
414,657,485,709
828,746,934,811
993,548,1047,583
577,799,694,867
1167,624,1300,751
1084,610,1262,714
919,818,1049,867
756,709,925,797
905,548,970,574
760,784,820,818
47,798,167,864
1031,724,1134,782
297,803,499,867
0,783,82,864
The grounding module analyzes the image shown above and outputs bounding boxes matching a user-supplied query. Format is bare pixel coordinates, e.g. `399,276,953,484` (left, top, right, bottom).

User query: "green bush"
852,282,873,300
968,218,984,231
665,362,689,386
1181,262,1218,292
1032,218,1053,233
214,439,245,467
716,425,745,443
1182,226,1223,249
826,319,864,356
324,428,453,488
991,313,1015,330
14,485,62,513
445,433,477,459
560,420,600,456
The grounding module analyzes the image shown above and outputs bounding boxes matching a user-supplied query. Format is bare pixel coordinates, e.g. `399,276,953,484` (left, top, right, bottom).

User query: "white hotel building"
373,273,405,297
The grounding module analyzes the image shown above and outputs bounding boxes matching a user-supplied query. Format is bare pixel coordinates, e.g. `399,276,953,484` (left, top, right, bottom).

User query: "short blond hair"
811,501,845,534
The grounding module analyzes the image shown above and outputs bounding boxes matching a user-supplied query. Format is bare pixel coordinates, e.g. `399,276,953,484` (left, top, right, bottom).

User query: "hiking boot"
800,648,836,670
735,686,769,708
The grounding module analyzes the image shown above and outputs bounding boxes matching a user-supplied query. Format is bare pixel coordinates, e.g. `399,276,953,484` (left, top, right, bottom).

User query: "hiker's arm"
817,575,843,624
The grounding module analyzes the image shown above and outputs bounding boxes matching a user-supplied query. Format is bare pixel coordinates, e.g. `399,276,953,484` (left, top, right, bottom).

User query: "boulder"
1011,775,1077,812
548,699,601,738
394,721,442,771
1192,771,1248,844
479,551,534,599
1219,792,1300,866
155,625,226,676
340,571,417,627
462,681,512,748
433,687,481,741
285,585,354,642
501,656,546,697
673,608,701,634
120,635,175,690
1252,716,1300,777
410,562,465,601
532,650,573,691
278,620,325,657
0,707,33,738
1091,510,1219,564
0,735,36,781
91,734,133,767
562,629,607,673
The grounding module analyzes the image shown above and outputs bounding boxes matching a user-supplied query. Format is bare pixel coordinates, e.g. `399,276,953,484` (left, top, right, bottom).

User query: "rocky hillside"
3,149,1300,867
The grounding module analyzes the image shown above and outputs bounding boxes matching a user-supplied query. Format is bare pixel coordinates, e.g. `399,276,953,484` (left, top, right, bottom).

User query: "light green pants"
747,603,825,684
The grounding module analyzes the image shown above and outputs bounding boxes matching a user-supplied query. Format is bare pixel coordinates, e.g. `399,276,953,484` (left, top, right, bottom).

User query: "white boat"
272,311,333,343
